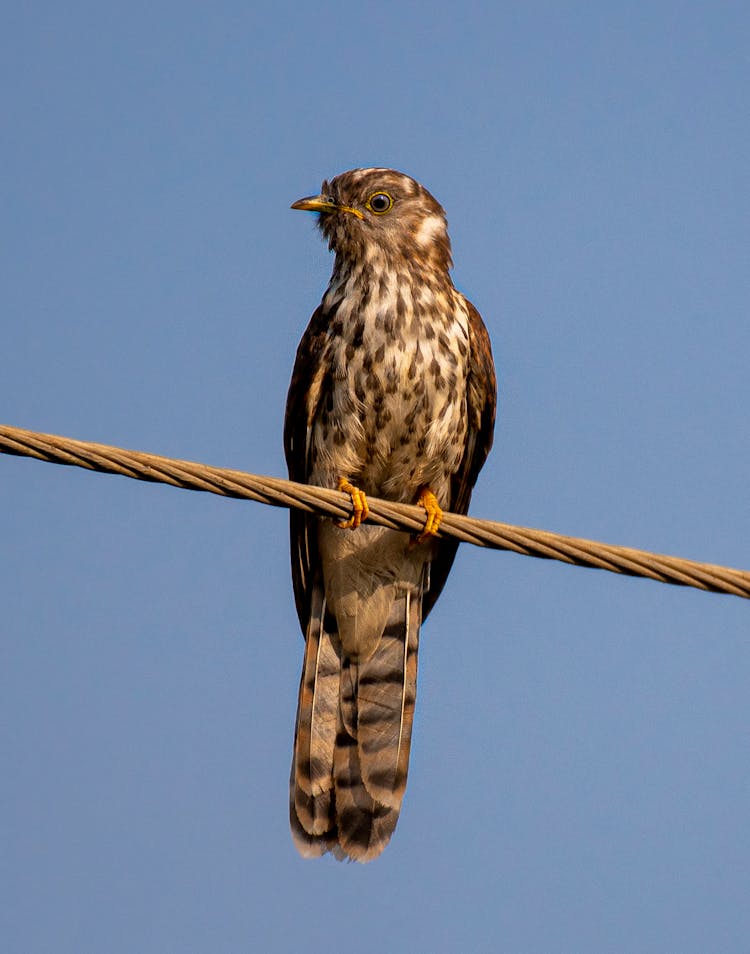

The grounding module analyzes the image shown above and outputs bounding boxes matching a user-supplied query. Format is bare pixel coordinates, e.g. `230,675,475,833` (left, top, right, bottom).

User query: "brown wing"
422,298,497,620
284,304,332,635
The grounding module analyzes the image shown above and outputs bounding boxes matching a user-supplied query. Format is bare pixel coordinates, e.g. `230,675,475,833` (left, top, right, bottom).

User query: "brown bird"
285,168,496,861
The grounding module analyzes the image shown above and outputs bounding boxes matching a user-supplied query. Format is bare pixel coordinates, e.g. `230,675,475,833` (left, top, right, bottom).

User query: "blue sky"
2,3,749,952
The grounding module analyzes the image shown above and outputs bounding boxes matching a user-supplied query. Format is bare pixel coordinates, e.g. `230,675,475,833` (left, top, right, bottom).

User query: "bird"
285,167,496,862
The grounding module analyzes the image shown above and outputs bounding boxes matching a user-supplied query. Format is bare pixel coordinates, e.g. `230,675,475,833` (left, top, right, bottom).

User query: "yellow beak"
291,194,364,219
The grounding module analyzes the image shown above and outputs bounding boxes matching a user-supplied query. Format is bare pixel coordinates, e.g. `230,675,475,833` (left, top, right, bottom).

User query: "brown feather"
289,575,422,859
422,298,497,620
357,586,420,807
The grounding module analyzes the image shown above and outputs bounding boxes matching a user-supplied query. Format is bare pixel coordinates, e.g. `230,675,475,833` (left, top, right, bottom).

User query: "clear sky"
2,3,749,952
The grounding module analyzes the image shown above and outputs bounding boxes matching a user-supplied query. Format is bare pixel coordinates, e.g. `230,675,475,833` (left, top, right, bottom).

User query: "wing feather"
284,305,332,634
422,298,497,620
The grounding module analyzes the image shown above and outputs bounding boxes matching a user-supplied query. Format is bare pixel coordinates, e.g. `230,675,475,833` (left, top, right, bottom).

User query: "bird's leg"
337,477,370,529
414,486,443,544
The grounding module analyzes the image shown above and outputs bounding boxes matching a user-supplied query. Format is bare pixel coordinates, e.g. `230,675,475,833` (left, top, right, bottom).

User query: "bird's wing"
284,304,331,635
422,299,497,620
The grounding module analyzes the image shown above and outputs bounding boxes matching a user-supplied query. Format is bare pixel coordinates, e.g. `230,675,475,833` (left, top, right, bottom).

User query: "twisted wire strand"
1,424,748,600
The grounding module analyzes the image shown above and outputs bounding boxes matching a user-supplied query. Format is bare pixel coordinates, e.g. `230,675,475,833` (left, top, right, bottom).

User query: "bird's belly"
312,335,468,504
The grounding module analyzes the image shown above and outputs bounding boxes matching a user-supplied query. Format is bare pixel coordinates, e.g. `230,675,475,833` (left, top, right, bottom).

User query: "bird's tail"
290,583,421,862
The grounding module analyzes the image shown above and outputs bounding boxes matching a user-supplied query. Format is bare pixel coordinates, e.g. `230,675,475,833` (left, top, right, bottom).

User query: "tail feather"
333,729,401,862
289,584,422,862
289,775,335,858
357,589,420,808
292,591,338,799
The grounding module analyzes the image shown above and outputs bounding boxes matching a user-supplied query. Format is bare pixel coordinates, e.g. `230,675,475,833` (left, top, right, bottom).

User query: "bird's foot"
337,477,370,529
413,487,443,544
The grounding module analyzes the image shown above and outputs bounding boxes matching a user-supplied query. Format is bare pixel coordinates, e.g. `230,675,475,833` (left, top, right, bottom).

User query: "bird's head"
291,168,452,273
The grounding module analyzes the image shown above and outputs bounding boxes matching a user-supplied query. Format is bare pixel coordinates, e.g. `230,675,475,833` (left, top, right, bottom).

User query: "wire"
1,424,748,600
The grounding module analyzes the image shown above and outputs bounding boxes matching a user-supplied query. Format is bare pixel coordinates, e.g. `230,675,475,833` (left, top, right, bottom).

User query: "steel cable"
1,424,748,600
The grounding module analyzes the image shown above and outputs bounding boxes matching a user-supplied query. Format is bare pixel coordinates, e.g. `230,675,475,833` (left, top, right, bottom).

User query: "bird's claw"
413,487,443,544
337,477,370,529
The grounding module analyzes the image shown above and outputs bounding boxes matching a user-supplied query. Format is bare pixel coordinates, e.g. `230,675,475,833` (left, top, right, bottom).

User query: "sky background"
2,3,749,952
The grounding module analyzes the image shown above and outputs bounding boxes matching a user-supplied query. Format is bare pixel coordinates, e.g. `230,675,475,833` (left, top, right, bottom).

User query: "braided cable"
1,424,748,600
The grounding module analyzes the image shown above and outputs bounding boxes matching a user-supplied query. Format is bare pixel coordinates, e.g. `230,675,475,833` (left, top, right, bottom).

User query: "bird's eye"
366,192,394,214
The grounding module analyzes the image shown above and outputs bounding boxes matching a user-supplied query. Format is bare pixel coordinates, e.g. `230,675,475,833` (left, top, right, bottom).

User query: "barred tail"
289,586,421,862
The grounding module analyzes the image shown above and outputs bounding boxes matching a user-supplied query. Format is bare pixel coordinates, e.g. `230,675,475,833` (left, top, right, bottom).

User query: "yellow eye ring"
365,191,394,214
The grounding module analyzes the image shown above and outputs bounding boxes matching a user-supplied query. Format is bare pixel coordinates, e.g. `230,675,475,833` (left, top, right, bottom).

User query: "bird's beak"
291,194,364,219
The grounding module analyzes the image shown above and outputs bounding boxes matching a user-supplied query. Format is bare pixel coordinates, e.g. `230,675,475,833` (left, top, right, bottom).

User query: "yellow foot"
337,477,370,529
414,487,443,544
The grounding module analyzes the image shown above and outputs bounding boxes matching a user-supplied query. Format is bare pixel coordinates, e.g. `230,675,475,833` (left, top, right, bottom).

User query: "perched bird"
285,168,496,862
